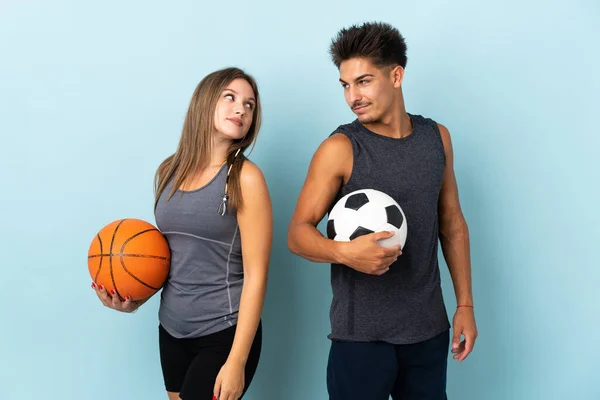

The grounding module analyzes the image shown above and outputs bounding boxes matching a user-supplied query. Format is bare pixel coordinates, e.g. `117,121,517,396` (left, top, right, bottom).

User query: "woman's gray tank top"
154,165,243,339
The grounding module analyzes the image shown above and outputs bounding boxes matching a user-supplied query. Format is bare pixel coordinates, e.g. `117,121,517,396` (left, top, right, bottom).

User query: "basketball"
88,218,171,301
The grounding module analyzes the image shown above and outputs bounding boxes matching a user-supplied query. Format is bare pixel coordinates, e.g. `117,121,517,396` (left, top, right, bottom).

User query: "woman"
92,67,272,400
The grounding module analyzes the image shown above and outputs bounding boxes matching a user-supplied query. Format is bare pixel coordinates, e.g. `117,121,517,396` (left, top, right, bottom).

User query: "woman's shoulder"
240,158,266,185
238,159,269,208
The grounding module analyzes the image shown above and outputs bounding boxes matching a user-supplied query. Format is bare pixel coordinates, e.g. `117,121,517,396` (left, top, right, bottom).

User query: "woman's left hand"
213,359,245,400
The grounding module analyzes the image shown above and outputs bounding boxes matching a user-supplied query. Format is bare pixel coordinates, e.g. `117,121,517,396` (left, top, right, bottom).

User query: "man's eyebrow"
339,74,375,84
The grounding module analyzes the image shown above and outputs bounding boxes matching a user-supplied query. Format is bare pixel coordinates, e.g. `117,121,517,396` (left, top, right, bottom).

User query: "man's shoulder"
329,119,359,137
410,113,437,127
411,113,451,142
320,119,356,151
320,131,353,155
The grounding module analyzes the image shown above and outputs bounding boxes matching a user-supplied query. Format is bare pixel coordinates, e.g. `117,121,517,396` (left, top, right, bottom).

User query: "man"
287,22,478,400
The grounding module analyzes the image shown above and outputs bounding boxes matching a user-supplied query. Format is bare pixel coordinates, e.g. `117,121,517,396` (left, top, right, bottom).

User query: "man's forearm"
440,217,473,305
288,222,344,264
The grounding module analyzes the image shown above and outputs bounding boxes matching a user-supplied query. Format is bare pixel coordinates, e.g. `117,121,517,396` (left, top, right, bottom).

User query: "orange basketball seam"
118,256,163,291
109,219,127,299
119,228,161,253
93,233,104,283
119,224,170,296
88,253,169,260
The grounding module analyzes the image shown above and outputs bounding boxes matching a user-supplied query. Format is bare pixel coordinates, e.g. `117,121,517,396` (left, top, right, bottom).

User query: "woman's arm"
213,160,272,400
228,160,272,365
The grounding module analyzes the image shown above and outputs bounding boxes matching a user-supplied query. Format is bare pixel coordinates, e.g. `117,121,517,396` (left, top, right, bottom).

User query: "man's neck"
363,109,413,139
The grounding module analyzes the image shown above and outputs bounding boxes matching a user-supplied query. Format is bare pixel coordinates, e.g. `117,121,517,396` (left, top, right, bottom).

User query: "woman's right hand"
91,282,140,313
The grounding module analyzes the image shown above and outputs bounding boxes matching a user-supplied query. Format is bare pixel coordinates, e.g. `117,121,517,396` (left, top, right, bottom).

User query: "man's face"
339,58,400,124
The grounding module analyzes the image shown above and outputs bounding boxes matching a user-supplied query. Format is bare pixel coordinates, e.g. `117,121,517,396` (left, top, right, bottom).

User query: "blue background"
1,0,598,399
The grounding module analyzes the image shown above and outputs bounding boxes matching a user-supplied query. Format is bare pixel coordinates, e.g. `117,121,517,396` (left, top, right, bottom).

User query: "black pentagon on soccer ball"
349,226,374,240
327,219,336,239
385,205,404,229
345,192,369,211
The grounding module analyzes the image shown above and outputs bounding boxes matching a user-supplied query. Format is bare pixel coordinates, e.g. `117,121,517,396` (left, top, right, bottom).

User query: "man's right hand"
337,231,402,275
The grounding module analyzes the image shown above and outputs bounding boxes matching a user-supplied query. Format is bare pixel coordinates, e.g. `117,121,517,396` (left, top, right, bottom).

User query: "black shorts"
159,322,262,400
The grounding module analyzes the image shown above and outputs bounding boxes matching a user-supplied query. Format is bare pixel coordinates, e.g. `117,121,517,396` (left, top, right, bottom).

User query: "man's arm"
437,123,478,361
287,134,349,264
438,124,473,305
287,134,400,275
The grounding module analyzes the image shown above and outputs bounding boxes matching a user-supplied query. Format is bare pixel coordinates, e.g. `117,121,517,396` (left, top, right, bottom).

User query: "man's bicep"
291,135,350,227
437,124,463,217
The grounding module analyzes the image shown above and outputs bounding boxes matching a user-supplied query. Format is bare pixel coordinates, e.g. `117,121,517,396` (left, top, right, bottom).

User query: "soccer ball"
327,189,407,248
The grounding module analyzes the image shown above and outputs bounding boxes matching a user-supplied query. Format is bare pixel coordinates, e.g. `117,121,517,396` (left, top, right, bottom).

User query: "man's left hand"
451,307,478,362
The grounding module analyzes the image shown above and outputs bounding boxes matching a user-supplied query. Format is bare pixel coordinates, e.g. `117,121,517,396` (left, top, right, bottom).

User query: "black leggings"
159,322,262,400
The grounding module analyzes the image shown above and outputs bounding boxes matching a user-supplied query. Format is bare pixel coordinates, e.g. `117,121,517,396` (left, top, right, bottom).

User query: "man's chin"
357,115,377,124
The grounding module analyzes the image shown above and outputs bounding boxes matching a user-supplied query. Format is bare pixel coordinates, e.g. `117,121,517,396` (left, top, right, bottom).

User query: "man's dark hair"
329,22,408,69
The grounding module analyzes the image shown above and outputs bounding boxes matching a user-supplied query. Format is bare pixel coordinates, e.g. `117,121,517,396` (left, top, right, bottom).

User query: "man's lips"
353,104,370,113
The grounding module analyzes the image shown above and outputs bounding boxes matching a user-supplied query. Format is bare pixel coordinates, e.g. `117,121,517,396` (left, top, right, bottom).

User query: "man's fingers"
379,255,397,268
452,329,462,350
368,254,398,275
382,252,400,264
374,267,390,276
451,339,474,361
458,333,476,362
373,230,395,241
451,327,463,359
452,340,465,359
382,245,402,257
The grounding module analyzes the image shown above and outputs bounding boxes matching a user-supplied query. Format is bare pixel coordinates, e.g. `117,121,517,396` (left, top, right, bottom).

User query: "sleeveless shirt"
154,165,243,339
328,113,451,344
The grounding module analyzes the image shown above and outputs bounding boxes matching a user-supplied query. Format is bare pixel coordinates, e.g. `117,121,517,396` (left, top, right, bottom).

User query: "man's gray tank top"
154,164,243,339
328,113,451,344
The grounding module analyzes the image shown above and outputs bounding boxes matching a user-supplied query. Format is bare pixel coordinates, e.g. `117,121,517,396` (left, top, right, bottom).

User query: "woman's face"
213,78,256,141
